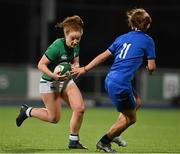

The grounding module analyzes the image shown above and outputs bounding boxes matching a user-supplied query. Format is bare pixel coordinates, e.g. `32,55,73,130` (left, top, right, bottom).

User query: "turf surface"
0,106,180,153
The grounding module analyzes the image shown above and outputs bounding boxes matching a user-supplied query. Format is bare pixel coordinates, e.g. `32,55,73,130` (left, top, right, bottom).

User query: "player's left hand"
146,66,153,75
71,67,86,78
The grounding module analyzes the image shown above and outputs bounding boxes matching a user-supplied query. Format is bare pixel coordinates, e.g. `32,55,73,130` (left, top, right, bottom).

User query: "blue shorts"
105,77,137,112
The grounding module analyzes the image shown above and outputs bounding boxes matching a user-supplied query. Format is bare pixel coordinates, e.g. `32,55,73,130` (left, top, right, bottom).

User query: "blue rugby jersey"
107,31,156,87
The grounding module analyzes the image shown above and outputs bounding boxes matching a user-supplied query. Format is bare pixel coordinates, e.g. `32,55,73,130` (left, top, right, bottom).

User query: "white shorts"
39,78,74,93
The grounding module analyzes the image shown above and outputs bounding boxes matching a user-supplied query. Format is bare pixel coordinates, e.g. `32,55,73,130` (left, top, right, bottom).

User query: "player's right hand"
71,67,86,78
52,72,68,81
52,72,61,81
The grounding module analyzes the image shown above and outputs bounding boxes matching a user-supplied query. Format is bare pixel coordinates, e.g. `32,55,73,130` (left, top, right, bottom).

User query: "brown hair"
127,8,152,31
55,15,84,34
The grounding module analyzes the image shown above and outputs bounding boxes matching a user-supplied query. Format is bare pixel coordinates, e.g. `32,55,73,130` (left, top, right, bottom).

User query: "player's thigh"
40,93,62,117
105,78,136,112
109,88,137,112
119,91,137,110
62,81,85,111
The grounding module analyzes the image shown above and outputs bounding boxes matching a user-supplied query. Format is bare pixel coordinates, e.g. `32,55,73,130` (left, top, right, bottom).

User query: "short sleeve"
108,38,119,55
145,37,156,59
45,40,60,61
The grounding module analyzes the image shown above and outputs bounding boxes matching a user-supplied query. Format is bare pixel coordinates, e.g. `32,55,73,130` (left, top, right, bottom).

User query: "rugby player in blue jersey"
73,8,156,153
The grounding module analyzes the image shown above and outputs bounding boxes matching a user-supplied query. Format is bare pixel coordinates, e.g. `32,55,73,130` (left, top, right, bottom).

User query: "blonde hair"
127,8,152,31
55,15,84,34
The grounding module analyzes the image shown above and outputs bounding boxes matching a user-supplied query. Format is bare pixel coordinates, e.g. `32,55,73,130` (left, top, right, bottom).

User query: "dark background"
0,0,180,68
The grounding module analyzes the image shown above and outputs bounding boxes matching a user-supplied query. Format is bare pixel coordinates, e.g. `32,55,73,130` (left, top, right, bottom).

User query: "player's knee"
130,118,136,125
128,117,136,125
49,118,57,123
55,116,61,123
49,118,58,124
126,115,136,126
48,115,60,124
76,105,85,114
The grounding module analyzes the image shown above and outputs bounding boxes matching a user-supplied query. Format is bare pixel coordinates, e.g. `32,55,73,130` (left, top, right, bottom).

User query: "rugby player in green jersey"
16,15,87,149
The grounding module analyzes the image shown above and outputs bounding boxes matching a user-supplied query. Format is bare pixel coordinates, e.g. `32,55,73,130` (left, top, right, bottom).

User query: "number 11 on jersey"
119,43,131,59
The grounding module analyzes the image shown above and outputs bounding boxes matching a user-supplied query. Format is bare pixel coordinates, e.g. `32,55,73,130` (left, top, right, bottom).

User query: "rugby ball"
54,62,71,77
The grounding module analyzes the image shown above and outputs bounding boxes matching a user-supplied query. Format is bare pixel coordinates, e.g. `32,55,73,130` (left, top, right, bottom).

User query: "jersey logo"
119,43,131,59
61,54,67,60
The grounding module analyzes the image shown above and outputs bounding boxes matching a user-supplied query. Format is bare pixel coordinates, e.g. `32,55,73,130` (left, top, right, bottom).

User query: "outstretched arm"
72,49,112,77
84,50,112,72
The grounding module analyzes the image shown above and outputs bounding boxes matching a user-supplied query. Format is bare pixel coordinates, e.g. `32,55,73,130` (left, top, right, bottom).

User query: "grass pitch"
0,106,180,153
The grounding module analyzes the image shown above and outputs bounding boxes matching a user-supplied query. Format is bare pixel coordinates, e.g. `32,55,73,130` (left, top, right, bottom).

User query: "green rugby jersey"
41,38,79,81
